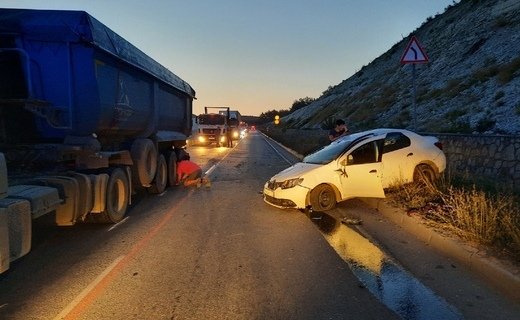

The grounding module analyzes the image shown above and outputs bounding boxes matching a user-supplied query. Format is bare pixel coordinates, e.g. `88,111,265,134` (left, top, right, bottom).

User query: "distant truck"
0,9,195,273
219,110,243,141
192,107,235,147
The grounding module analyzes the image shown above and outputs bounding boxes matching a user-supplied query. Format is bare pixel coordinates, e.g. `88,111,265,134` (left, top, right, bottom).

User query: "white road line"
205,164,217,176
262,134,294,166
204,144,235,177
53,256,125,320
107,216,129,232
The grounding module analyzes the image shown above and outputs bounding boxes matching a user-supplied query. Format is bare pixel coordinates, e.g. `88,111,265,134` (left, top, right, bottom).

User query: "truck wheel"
131,138,157,187
91,168,129,223
148,154,167,194
167,151,178,187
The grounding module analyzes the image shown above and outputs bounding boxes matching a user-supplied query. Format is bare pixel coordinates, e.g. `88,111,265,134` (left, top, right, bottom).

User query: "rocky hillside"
283,0,520,135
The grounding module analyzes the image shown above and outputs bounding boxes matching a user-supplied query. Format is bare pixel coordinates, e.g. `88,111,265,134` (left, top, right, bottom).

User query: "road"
0,131,518,319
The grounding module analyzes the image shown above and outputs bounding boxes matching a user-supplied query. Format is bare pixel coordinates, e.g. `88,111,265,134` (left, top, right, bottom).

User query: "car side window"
347,141,379,165
383,132,411,154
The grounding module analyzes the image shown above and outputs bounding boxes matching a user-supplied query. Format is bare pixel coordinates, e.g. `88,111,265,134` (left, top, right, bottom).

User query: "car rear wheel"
310,184,336,211
413,164,436,185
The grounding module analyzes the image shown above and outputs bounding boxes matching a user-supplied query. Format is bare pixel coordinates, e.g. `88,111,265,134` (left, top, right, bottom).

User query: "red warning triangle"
400,36,429,64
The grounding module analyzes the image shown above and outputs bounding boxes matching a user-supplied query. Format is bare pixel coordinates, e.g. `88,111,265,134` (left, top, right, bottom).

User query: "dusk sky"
2,0,457,116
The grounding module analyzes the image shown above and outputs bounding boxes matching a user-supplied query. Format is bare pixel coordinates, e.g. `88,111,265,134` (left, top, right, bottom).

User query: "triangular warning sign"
400,36,429,64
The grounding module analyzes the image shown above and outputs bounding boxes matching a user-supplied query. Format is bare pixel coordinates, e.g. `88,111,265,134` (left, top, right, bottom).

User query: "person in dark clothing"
226,128,233,148
329,119,349,142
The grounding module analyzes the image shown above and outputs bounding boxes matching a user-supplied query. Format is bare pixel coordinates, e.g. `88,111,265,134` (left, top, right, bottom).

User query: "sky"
1,0,457,116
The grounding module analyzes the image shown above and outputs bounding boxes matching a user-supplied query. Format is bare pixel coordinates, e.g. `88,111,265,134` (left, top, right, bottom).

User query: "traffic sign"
400,36,429,64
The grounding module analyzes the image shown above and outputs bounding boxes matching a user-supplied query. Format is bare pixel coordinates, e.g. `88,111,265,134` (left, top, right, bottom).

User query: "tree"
259,109,290,123
290,97,315,112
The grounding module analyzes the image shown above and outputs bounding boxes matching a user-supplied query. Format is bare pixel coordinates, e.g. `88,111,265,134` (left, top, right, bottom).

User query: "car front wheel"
310,184,336,211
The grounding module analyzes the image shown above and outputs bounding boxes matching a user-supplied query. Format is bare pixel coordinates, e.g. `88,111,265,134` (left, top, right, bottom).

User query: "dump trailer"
0,9,195,273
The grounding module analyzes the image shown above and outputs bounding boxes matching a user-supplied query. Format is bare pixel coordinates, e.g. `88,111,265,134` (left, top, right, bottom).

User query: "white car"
263,129,446,211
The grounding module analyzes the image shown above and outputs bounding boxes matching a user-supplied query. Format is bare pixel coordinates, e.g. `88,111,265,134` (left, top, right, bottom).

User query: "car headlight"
220,136,226,142
280,178,304,189
198,136,206,143
233,131,239,138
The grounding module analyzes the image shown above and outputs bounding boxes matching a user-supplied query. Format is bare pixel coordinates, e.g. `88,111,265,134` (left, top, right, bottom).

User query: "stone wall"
263,127,520,191
434,133,520,191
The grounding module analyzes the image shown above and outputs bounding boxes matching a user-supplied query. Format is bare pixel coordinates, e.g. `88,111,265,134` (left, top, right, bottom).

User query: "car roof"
335,128,416,143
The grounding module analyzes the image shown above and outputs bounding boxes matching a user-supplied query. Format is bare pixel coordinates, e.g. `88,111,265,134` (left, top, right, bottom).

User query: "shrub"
497,57,520,85
476,118,495,133
320,116,336,130
494,91,505,100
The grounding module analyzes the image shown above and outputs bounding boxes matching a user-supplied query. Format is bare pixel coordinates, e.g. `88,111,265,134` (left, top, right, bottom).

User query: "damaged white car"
263,129,446,211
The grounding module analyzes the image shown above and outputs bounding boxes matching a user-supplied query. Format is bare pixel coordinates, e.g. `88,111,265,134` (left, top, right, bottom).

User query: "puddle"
308,211,462,320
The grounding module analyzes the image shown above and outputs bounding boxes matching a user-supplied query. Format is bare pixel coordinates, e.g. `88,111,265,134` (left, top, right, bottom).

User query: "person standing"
328,119,349,142
226,127,233,148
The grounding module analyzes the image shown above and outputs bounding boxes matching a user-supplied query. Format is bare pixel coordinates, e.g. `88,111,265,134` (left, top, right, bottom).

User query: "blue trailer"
0,9,195,272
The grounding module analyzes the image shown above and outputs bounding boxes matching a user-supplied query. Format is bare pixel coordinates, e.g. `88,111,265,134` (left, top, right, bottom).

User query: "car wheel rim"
320,190,332,207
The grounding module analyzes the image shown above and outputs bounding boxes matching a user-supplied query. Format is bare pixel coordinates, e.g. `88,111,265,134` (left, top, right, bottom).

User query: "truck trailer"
0,9,195,273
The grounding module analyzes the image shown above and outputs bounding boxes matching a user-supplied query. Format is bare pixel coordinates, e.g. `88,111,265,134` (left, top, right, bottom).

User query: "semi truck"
0,9,195,273
192,107,231,147
220,110,243,141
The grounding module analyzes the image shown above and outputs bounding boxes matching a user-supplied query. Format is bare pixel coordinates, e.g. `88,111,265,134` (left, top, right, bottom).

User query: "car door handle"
407,153,414,157
369,169,377,173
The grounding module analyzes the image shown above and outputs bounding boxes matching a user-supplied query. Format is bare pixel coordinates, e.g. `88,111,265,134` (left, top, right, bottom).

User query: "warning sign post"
401,36,429,130
401,36,429,64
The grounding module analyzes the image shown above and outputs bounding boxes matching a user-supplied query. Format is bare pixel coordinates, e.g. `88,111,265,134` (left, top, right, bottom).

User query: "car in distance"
263,128,446,211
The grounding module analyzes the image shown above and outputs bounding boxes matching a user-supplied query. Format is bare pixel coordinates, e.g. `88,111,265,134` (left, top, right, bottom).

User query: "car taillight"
434,142,443,150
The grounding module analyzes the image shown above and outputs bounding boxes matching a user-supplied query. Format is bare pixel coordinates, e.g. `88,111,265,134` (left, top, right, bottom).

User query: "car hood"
270,162,321,181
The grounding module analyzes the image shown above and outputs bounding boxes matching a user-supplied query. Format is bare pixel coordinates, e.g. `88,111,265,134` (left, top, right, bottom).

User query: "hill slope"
284,0,520,135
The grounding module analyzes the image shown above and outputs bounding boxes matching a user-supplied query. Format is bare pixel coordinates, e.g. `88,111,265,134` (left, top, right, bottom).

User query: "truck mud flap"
90,173,109,214
0,153,7,200
67,172,93,221
0,198,31,272
8,185,61,219
34,176,82,226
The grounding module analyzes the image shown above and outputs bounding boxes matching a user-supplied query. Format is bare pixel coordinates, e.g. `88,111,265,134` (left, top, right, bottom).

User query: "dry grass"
387,177,520,262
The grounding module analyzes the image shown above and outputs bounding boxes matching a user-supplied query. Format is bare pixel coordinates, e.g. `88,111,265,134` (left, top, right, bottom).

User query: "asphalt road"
0,131,518,319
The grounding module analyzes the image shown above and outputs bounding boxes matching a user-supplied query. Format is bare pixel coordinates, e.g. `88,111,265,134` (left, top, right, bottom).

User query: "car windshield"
303,135,359,164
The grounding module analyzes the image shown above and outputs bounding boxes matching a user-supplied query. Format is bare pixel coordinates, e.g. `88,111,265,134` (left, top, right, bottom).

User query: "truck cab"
193,113,228,147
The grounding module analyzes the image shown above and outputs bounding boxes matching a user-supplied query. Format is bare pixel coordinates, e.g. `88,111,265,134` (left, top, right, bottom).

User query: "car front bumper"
262,185,308,209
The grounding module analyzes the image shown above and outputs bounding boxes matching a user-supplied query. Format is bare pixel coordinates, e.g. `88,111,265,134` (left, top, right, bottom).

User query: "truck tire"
90,168,129,223
131,138,157,187
148,154,167,194
167,151,178,187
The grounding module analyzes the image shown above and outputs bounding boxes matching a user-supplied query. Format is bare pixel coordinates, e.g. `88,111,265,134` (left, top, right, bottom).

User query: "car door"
380,132,415,187
336,140,385,199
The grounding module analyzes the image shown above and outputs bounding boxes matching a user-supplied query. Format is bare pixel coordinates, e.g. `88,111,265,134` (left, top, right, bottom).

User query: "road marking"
54,193,192,319
53,256,125,320
107,216,129,232
205,164,217,176
262,134,294,165
204,143,235,177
